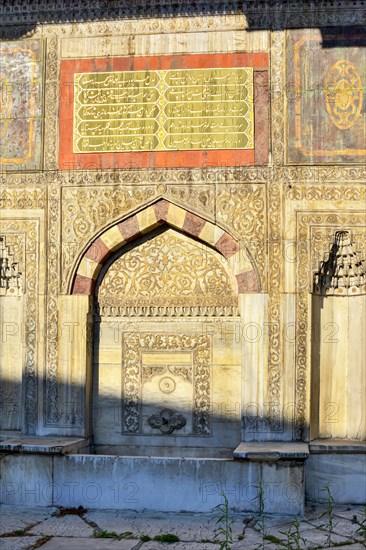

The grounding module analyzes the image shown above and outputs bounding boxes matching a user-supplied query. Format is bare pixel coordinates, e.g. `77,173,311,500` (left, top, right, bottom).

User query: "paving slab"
29,514,94,537
37,537,140,549
141,543,217,550
0,536,44,550
330,517,364,540
232,526,276,548
306,513,363,540
85,510,245,540
0,506,54,535
334,507,366,521
300,527,352,547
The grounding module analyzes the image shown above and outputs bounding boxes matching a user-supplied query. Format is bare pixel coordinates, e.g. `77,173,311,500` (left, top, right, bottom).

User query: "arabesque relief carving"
216,184,266,289
123,333,211,436
98,229,236,313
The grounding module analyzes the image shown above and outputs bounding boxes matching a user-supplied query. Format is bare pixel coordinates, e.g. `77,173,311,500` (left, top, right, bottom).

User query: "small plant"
93,529,119,539
93,529,133,540
319,482,338,547
213,492,235,550
153,534,180,543
279,516,306,550
140,534,151,541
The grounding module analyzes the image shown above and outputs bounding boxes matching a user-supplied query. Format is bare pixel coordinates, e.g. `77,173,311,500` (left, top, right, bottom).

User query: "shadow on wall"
1,376,365,511
0,0,365,45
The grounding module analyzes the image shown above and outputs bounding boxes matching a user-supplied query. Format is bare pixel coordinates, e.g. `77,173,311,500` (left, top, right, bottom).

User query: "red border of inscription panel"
59,53,268,170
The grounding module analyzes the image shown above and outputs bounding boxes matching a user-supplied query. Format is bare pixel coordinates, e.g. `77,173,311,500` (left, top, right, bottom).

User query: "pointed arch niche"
70,199,260,296
59,200,262,452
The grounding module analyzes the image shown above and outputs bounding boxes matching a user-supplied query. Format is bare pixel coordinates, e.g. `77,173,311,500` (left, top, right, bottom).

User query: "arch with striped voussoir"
70,199,260,295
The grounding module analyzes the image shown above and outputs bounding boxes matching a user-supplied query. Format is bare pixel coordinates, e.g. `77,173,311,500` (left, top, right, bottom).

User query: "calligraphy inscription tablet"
73,68,253,153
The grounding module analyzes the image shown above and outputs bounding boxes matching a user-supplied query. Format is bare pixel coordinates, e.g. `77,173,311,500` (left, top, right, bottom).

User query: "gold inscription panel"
73,68,254,153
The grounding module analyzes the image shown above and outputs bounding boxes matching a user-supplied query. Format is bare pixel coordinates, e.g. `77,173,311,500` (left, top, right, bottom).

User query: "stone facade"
0,1,365,511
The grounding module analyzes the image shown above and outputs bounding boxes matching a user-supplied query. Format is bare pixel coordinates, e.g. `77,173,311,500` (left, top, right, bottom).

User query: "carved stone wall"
0,0,365,443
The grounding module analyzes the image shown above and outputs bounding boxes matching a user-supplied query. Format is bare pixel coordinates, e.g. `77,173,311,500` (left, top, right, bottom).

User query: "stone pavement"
0,504,365,549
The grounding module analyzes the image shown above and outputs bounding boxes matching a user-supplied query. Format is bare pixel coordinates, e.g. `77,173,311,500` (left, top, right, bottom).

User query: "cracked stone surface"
299,527,352,546
0,536,45,550
36,538,140,549
0,505,364,549
0,506,55,535
84,510,247,540
28,514,94,537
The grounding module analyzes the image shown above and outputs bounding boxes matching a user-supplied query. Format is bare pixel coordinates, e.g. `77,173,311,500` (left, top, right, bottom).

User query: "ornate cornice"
0,1,365,29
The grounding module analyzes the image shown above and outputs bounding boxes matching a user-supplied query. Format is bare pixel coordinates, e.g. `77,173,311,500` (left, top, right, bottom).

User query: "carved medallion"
159,377,176,394
148,408,186,434
325,60,363,130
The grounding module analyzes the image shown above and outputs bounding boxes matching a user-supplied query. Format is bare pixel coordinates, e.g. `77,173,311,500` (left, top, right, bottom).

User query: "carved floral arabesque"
44,35,58,171
98,229,236,308
216,184,266,290
45,183,63,426
295,212,366,440
264,30,284,429
286,184,366,201
0,220,39,434
123,333,211,436
0,188,47,209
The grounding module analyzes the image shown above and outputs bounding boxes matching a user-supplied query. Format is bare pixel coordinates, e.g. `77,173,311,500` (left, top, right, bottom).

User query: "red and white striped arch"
70,199,260,295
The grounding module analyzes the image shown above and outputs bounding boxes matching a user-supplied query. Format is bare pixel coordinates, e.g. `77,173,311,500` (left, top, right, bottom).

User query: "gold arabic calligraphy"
73,68,254,153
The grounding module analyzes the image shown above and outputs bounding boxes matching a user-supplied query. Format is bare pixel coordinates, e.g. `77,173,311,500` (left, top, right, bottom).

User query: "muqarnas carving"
0,39,44,171
287,28,365,164
314,230,366,296
0,236,22,296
